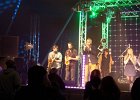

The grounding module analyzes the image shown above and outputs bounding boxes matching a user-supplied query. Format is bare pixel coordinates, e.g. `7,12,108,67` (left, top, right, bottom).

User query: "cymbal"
24,42,33,50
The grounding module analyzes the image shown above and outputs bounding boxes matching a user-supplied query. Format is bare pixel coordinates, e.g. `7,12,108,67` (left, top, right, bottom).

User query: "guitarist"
48,44,62,75
65,42,79,82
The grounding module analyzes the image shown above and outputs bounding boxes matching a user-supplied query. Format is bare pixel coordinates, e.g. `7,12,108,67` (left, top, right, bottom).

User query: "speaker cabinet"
0,36,19,57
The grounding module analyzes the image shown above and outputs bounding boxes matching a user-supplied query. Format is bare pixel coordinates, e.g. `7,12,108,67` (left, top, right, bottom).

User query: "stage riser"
64,89,132,100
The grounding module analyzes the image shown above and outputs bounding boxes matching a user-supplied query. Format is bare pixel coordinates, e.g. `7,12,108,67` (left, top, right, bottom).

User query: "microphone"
83,45,86,51
128,44,130,48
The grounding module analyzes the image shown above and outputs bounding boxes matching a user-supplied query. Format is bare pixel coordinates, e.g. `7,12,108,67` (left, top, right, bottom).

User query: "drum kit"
24,42,34,71
24,42,33,51
117,55,128,83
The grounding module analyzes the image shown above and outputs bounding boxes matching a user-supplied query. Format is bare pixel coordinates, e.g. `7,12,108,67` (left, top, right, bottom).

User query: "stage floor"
64,88,132,100
64,79,131,92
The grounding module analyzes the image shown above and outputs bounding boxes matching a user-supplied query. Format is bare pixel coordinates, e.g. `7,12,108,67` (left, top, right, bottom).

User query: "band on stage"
47,38,140,85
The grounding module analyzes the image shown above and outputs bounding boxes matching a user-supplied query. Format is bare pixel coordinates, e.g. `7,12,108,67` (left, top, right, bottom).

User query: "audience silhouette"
83,69,101,100
0,59,21,100
48,68,66,100
1,59,139,100
100,76,121,100
131,77,140,100
48,68,65,91
15,65,65,100
15,65,50,100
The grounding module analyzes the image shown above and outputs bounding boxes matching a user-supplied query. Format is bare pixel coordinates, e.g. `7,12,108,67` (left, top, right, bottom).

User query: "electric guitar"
48,57,56,69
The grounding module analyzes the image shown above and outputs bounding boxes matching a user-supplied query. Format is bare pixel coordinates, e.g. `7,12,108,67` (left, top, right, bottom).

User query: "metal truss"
121,11,140,18
75,0,140,87
102,23,109,48
102,10,114,48
78,11,87,56
77,11,87,87
76,0,140,54
91,0,140,8
75,0,140,10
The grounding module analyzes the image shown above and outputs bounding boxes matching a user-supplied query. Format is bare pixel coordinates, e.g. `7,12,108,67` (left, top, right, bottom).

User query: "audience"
100,76,121,100
1,59,140,100
48,68,66,100
15,65,66,100
0,66,2,73
48,68,65,91
0,57,6,73
15,65,51,100
0,59,21,100
131,77,140,100
83,69,101,100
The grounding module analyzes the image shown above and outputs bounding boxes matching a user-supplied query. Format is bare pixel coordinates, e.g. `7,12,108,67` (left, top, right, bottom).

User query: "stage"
64,88,132,100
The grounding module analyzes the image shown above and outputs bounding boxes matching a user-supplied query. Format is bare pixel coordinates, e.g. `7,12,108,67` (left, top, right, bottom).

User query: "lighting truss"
121,11,140,18
102,10,114,48
102,23,109,48
78,11,87,56
77,11,87,87
91,0,140,7
76,0,140,56
75,0,140,87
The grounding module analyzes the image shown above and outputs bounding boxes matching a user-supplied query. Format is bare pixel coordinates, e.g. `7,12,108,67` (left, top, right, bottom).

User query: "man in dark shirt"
83,38,98,85
65,42,79,82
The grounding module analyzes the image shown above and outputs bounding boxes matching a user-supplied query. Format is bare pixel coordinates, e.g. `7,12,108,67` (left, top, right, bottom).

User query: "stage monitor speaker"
0,36,19,57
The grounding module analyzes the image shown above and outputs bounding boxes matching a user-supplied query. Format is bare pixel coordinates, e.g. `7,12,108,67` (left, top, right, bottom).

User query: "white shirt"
48,51,62,69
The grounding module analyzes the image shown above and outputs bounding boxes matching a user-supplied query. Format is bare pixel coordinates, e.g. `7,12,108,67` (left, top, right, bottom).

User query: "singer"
83,38,98,84
124,47,137,84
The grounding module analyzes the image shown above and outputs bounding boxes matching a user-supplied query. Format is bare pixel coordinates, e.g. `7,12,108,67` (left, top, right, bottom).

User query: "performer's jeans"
65,63,75,81
84,63,97,84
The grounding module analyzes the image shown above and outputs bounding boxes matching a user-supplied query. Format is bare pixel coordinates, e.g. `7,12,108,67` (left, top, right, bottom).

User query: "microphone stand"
118,46,130,84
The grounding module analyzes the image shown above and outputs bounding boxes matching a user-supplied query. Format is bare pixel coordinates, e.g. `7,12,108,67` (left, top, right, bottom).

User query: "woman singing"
124,48,137,83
